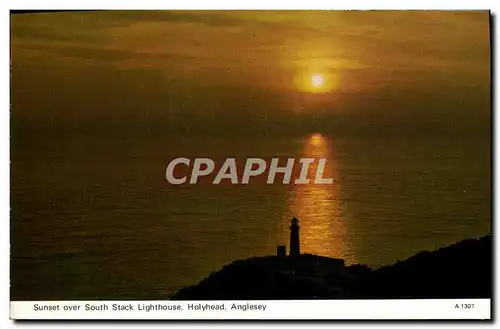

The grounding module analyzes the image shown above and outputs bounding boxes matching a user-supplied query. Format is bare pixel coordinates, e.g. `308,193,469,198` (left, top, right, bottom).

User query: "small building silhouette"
290,217,300,258
276,245,286,258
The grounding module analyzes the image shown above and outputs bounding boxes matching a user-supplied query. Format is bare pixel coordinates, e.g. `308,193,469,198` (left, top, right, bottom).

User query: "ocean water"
10,132,491,300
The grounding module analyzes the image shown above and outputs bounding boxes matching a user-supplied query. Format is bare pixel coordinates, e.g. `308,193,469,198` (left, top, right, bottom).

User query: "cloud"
10,10,490,92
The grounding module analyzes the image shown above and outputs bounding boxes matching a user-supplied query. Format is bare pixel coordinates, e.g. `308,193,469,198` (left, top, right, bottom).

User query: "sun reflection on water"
309,133,324,147
281,134,355,263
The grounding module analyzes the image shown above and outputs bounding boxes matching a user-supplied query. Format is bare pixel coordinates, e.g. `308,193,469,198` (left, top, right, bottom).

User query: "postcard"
9,9,492,320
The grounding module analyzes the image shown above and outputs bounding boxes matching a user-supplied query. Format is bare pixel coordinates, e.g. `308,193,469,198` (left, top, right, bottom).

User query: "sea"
10,130,491,300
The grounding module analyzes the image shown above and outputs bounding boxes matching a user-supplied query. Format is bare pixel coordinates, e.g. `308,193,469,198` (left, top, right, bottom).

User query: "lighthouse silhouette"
289,217,300,258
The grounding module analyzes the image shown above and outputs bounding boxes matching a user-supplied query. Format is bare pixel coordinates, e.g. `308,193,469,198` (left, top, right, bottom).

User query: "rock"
171,235,491,300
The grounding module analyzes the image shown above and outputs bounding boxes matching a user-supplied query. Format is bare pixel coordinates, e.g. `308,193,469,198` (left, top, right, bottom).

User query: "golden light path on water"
281,133,356,264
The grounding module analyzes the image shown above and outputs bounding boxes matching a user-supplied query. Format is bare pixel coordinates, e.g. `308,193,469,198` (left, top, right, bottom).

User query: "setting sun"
311,74,324,88
293,69,337,93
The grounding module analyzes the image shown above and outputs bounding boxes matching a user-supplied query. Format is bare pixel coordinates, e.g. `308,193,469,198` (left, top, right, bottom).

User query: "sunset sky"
11,11,490,136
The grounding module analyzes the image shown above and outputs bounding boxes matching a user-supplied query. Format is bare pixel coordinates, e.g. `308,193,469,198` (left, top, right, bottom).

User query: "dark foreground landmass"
172,235,491,299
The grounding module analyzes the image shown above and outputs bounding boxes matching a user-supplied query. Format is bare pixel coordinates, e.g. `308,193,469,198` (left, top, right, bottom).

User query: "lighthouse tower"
289,217,300,258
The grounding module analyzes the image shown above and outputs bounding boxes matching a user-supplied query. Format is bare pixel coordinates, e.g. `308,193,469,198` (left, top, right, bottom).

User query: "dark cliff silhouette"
171,234,491,300
353,234,492,299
